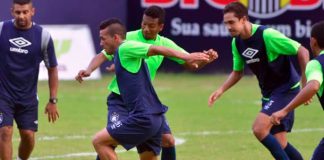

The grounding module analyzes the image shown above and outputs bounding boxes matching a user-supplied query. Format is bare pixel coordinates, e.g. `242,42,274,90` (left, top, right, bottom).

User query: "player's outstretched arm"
297,46,311,105
271,80,320,125
297,46,310,88
208,70,243,107
184,49,219,70
148,46,210,63
75,52,107,83
46,67,59,123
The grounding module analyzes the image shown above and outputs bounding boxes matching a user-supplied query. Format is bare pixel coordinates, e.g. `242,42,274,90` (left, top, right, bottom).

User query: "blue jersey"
0,20,57,101
234,26,300,97
114,41,167,115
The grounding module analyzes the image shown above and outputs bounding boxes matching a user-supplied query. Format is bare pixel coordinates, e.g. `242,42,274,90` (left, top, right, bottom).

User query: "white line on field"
178,128,324,136
29,150,127,160
29,138,185,160
21,127,323,142
24,128,323,160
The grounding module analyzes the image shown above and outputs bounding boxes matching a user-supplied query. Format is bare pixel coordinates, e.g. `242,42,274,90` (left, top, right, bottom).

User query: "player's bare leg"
252,112,289,159
0,126,13,160
162,133,175,148
274,131,303,160
252,113,273,140
161,133,176,160
92,128,119,160
139,151,158,160
18,129,35,160
273,132,288,148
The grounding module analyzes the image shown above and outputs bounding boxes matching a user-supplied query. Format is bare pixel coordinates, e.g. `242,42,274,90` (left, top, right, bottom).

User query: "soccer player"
77,18,209,160
0,0,59,160
271,21,324,160
208,2,309,160
102,6,217,160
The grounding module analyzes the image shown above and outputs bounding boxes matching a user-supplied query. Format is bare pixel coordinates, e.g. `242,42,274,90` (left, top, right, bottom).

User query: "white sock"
17,157,23,160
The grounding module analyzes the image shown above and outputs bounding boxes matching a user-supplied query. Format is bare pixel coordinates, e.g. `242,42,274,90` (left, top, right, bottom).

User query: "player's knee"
92,135,101,149
19,130,35,143
161,134,175,147
252,125,268,140
0,126,13,142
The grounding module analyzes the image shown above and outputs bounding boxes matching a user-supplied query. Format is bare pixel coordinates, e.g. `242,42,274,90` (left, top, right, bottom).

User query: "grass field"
11,73,324,160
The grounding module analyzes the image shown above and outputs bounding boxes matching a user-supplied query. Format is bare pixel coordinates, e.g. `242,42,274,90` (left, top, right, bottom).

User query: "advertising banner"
39,25,101,80
128,0,324,72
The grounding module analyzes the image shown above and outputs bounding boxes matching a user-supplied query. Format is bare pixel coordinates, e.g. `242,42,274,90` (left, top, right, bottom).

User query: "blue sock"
161,147,176,160
284,143,303,160
260,134,289,160
96,155,100,160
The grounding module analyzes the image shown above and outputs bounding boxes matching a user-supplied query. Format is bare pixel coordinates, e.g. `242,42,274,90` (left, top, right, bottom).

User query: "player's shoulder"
0,20,14,29
159,35,176,44
307,59,322,72
24,22,48,36
121,40,147,48
1,20,14,24
261,25,283,37
126,30,138,36
126,29,141,40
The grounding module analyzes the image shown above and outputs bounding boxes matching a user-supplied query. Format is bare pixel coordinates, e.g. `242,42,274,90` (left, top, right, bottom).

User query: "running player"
77,18,209,160
208,2,309,160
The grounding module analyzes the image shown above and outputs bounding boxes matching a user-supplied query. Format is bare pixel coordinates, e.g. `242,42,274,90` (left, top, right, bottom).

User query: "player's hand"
106,64,115,72
304,97,313,105
186,52,210,68
270,110,288,125
75,70,91,83
208,89,223,107
204,49,218,63
45,103,59,123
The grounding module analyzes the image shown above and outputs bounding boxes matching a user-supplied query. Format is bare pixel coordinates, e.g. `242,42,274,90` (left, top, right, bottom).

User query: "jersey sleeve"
161,37,188,64
305,60,323,84
232,38,245,71
118,41,151,73
263,28,301,60
44,36,58,68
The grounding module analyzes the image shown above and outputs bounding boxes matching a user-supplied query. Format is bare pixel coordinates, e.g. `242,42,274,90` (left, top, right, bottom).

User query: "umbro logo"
242,48,259,59
9,37,31,54
9,37,32,48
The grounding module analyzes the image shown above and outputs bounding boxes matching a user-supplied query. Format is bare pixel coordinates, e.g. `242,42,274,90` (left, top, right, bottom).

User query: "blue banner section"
0,0,127,54
128,0,324,73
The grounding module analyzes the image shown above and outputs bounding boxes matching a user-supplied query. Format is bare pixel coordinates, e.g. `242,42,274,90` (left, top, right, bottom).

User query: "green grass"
11,73,324,159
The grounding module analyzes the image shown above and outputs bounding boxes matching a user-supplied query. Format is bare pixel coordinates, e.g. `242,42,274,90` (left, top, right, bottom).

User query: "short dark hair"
99,18,126,39
311,21,324,49
13,0,32,5
144,5,165,24
223,2,249,20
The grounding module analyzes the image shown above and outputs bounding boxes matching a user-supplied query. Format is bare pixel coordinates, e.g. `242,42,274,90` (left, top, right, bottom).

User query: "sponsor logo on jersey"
242,48,260,64
242,48,258,58
142,0,324,19
9,37,32,54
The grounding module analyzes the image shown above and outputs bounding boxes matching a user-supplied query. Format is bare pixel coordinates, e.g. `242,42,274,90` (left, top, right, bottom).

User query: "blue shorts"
261,88,299,134
106,93,164,155
0,95,38,131
162,117,172,134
